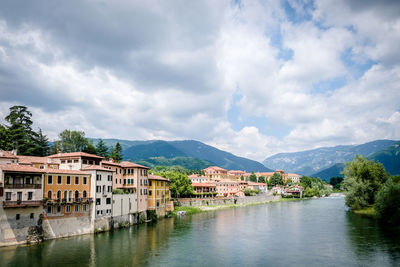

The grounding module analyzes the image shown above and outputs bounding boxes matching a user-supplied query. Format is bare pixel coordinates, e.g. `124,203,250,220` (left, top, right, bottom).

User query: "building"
191,183,217,198
247,182,268,193
188,174,210,183
287,173,302,184
0,150,18,165
215,179,239,197
227,170,246,180
0,164,44,246
48,152,104,170
82,166,113,218
202,166,228,180
147,175,173,217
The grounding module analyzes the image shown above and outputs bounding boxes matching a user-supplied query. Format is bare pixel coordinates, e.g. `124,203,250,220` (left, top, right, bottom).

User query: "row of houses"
0,150,173,247
202,166,302,184
189,166,302,198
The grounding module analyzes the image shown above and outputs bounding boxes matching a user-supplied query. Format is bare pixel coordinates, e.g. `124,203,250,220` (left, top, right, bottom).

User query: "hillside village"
0,149,303,247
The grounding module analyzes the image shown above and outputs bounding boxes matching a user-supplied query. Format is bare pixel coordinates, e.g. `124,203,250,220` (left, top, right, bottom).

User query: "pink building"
215,179,239,197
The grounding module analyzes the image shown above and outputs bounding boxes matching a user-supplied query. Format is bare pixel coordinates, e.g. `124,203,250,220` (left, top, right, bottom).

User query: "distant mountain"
311,163,345,181
310,141,400,181
136,156,214,170
263,140,397,176
91,138,271,172
368,142,400,175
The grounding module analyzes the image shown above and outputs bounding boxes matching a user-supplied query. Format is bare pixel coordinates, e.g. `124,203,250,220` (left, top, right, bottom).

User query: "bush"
147,210,158,222
139,212,146,224
375,177,400,225
112,189,124,194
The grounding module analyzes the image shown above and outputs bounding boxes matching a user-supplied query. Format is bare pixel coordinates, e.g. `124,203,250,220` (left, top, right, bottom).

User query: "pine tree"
96,139,109,158
32,128,49,156
111,142,123,162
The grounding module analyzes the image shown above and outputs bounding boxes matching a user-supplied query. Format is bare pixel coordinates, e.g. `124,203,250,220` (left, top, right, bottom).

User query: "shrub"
375,177,400,225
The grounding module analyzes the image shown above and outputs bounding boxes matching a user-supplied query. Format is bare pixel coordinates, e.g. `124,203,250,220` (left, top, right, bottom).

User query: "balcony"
46,198,93,205
4,184,41,189
3,200,43,208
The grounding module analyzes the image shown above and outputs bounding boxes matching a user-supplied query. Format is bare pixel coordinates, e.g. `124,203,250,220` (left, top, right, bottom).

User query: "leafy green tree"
286,178,293,185
0,124,9,150
83,140,97,155
95,139,109,158
52,130,90,153
343,155,388,209
375,176,400,225
249,172,257,182
329,177,344,190
240,175,244,181
270,173,283,186
156,171,193,198
110,142,123,162
258,176,266,183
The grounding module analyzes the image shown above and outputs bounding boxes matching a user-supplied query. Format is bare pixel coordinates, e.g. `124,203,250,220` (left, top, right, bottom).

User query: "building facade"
148,175,173,217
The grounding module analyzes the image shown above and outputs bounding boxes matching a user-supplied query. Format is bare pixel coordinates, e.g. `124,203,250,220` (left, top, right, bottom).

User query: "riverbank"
173,196,304,216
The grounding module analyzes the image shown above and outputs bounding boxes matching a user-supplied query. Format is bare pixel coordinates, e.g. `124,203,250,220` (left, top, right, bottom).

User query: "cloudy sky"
0,0,399,161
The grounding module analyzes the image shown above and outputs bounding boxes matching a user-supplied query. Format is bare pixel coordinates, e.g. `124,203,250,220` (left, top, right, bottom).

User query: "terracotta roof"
148,174,169,181
82,165,113,171
287,173,301,177
217,179,238,184
188,174,200,178
256,172,275,176
203,166,227,171
0,164,45,173
120,161,149,169
101,160,121,167
192,183,216,187
248,182,267,186
0,151,17,159
45,169,89,175
17,155,48,164
48,152,104,159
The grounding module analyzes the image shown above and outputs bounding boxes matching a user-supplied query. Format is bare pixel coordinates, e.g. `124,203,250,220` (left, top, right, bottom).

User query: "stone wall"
42,215,92,239
175,193,281,207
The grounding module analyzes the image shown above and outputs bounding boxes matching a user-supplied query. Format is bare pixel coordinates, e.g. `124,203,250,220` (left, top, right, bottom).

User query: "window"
56,175,61,184
30,213,34,219
67,159,72,163
47,206,52,214
108,175,112,181
25,177,32,184
75,190,79,199
67,176,71,184
48,175,53,184
83,204,87,212
5,192,11,200
140,189,142,195
75,176,79,185
106,198,111,205
149,180,152,186
66,205,71,213
16,214,20,220
124,179,126,185
149,190,152,196
96,186,101,193
119,179,121,184
140,179,142,186
28,192,33,200
83,176,87,184
74,205,79,212
57,206,61,213
48,191,52,199
96,174,101,181
115,179,117,184
96,198,101,205
83,159,87,164
61,160,65,163
74,159,78,163
83,190,87,198
108,186,112,192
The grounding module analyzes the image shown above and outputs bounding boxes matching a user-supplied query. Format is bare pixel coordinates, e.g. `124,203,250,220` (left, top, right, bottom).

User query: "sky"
0,0,399,162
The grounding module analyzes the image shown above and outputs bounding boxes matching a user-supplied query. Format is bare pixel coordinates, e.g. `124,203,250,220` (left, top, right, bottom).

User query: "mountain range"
90,139,272,172
263,140,400,180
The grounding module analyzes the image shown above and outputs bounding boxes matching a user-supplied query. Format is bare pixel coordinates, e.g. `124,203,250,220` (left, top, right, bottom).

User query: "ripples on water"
1,196,399,266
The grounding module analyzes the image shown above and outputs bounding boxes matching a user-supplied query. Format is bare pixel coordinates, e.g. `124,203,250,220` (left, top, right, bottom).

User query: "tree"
96,139,109,158
3,105,37,155
156,171,193,198
286,178,293,185
110,142,123,162
375,176,400,225
249,172,257,182
83,140,97,155
343,155,388,210
258,176,266,183
329,177,344,190
52,130,90,153
270,173,284,186
32,129,49,156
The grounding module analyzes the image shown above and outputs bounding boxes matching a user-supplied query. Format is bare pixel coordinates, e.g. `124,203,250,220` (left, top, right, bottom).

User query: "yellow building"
148,175,173,217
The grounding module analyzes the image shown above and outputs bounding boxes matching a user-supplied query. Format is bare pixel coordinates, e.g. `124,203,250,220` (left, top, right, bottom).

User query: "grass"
352,206,376,218
173,206,202,216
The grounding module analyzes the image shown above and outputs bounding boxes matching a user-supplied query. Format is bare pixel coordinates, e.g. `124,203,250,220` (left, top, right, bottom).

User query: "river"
1,195,399,266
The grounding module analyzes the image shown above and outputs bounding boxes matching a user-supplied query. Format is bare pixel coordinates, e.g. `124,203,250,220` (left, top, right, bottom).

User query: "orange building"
148,175,173,217
43,169,92,217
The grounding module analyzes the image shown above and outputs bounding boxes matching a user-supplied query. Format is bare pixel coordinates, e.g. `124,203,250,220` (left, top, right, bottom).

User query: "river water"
1,195,399,266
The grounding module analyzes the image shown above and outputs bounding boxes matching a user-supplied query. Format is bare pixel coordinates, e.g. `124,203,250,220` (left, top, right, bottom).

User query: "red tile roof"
17,155,48,164
101,160,121,167
192,183,216,187
48,152,104,159
148,174,169,181
0,164,45,173
0,151,17,159
82,165,113,171
45,169,89,175
120,161,149,169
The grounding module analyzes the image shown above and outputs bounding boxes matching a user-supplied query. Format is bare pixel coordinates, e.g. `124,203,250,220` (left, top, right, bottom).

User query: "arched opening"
69,191,73,201
64,190,67,200
47,190,52,199
83,190,87,198
75,190,79,199
57,190,61,200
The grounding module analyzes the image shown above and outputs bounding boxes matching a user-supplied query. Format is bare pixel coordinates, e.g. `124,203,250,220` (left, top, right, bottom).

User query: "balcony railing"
4,184,41,189
46,198,93,205
3,200,43,208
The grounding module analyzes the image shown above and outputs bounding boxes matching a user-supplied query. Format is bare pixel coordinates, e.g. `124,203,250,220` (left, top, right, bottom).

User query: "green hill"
90,138,271,172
